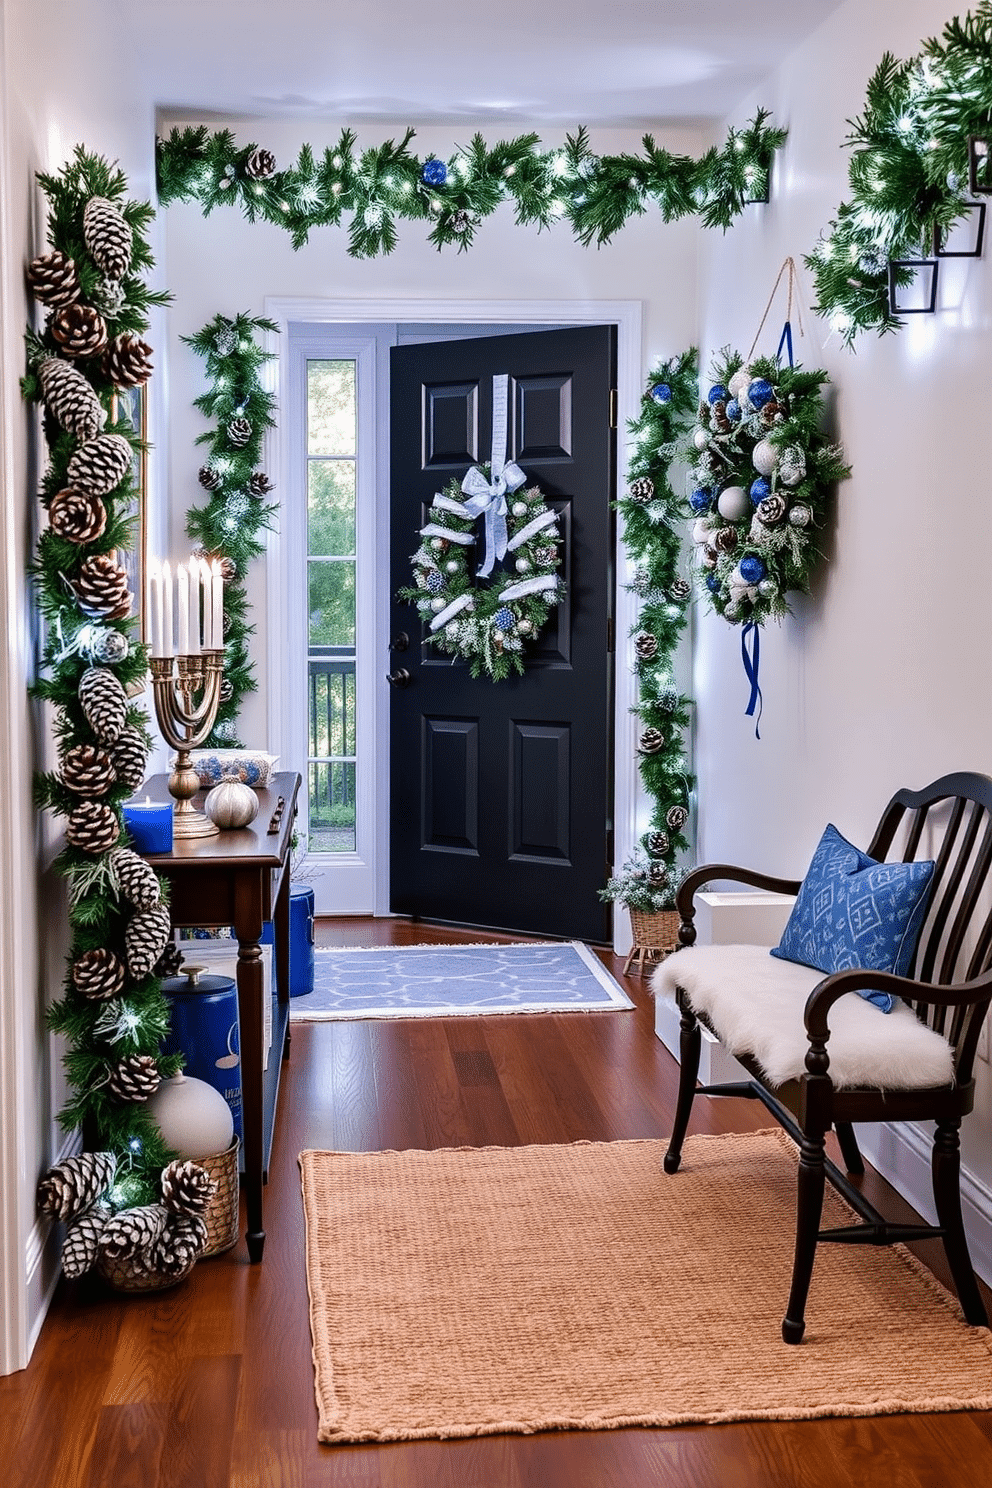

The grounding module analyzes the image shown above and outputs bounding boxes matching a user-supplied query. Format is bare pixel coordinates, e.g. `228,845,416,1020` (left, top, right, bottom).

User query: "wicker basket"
623,908,680,976
198,1139,240,1257
96,1245,196,1293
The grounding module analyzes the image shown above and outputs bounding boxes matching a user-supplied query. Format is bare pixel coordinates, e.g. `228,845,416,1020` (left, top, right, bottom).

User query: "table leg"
236,936,266,1262
274,864,291,1059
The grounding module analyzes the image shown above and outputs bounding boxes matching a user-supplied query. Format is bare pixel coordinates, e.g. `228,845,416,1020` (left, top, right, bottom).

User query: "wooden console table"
143,770,301,1262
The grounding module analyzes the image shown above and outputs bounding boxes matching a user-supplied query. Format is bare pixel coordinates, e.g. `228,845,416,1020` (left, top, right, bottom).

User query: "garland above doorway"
155,111,787,257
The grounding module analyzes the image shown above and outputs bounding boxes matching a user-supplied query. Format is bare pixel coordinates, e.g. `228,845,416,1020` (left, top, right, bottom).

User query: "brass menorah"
150,651,225,838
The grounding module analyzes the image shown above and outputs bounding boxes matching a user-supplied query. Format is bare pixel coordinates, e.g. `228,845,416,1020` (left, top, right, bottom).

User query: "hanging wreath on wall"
398,467,563,682
685,349,850,627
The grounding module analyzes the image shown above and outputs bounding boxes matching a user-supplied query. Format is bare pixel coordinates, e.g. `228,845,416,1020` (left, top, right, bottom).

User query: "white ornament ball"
517,618,532,633
716,485,749,522
728,366,752,400
430,596,446,612
691,517,713,546
515,557,531,573
779,447,806,487
752,439,779,477
146,1072,234,1160
512,501,528,516
788,504,812,528
445,560,459,574
692,428,710,451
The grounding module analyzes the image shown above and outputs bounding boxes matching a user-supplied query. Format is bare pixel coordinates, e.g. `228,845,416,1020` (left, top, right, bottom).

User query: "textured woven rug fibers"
300,1129,992,1444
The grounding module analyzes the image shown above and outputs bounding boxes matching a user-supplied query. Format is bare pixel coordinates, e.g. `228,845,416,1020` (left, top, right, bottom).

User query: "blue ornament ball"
746,377,775,410
493,606,515,633
650,383,672,404
705,574,721,594
689,488,713,513
739,555,767,584
421,157,447,186
749,477,771,505
707,384,728,405
726,398,741,422
426,569,445,594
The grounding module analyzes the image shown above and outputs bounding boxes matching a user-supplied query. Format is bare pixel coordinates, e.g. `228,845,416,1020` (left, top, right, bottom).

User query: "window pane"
308,561,355,647
308,660,356,758
308,761,356,853
307,459,355,556
307,360,355,457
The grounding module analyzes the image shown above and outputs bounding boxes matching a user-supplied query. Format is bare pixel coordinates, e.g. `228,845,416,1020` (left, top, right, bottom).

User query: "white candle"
148,560,161,658
177,562,189,655
200,558,214,648
188,555,201,654
162,560,174,658
211,560,224,652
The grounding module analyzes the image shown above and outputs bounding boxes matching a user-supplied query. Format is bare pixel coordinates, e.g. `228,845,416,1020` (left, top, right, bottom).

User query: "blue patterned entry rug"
291,941,634,1021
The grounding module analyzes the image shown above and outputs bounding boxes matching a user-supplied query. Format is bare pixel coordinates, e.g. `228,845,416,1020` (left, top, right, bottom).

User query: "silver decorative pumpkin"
203,777,259,830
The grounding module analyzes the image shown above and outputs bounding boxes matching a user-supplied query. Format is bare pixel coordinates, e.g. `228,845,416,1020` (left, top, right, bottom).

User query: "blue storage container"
261,882,315,997
160,968,243,1142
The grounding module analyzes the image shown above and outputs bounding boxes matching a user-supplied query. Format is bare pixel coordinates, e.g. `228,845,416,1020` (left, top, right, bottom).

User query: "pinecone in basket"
247,471,273,497
67,433,134,497
197,465,222,491
98,1201,168,1261
245,147,276,180
38,357,106,442
124,903,172,980
48,487,107,545
110,847,162,911
62,1199,114,1278
226,416,252,448
37,1150,117,1222
151,1213,208,1277
103,332,153,388
50,302,108,359
83,196,133,279
161,1159,217,1218
60,742,116,796
105,1054,161,1103
26,249,81,307
65,800,120,854
109,725,148,793
71,946,126,1001
72,553,131,620
79,666,128,744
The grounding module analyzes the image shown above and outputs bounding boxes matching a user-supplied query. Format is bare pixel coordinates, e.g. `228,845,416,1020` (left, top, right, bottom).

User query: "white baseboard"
654,996,992,1290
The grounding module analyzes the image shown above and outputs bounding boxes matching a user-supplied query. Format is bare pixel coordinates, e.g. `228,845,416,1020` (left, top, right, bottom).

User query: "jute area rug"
300,1129,992,1445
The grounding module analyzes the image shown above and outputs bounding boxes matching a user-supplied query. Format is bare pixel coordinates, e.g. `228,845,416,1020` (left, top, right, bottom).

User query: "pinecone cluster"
110,725,149,792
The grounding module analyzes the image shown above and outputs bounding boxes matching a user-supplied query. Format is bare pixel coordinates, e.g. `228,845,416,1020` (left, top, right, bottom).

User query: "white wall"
698,0,992,1267
0,0,165,1373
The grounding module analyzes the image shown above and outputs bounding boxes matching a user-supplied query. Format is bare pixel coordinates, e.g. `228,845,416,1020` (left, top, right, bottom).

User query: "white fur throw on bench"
652,944,955,1091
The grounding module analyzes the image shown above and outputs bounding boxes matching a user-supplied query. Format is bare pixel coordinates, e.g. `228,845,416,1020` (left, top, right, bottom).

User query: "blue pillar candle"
123,798,174,854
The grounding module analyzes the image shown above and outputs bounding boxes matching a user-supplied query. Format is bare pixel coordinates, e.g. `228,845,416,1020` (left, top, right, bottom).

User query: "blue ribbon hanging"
741,622,763,739
776,318,794,368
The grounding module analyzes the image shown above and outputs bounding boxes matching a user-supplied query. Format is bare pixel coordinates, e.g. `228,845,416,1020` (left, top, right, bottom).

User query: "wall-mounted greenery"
182,312,279,745
155,112,786,257
808,4,992,345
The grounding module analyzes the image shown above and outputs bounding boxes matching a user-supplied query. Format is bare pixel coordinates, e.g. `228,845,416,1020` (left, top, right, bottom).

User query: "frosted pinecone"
105,1054,161,1103
98,1202,169,1261
634,632,659,661
198,465,222,490
161,1159,216,1217
71,947,126,1001
628,476,654,503
227,416,252,447
247,471,274,496
79,667,128,744
666,805,689,832
48,488,107,545
639,727,665,754
67,433,133,497
151,1213,208,1277
26,249,80,307
72,553,131,619
110,847,162,911
38,357,106,441
51,303,108,359
103,332,153,388
62,1200,114,1278
60,743,116,796
124,904,172,979
37,1151,117,1222
109,725,148,792
65,800,120,854
245,148,276,180
83,196,133,279
154,940,184,979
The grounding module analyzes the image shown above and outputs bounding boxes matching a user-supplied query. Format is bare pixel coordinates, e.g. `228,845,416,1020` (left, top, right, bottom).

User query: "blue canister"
261,883,315,997
160,967,243,1142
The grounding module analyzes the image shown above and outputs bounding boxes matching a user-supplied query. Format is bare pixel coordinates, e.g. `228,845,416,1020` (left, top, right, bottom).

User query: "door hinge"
609,388,618,429
605,827,614,872
606,616,615,653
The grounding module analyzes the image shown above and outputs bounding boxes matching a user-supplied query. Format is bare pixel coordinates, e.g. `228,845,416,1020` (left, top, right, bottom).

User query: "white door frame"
264,296,642,949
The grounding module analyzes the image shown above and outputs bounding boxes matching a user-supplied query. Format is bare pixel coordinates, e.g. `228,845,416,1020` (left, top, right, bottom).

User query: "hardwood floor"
4,916,992,1486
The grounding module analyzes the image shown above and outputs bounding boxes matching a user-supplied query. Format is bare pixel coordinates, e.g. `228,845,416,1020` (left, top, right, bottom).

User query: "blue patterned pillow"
770,824,935,1011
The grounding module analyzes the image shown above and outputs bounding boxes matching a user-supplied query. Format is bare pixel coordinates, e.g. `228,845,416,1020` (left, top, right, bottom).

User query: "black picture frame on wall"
115,385,147,643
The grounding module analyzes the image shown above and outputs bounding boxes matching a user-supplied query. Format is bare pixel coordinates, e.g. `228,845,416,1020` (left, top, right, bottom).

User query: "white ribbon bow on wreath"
460,373,527,578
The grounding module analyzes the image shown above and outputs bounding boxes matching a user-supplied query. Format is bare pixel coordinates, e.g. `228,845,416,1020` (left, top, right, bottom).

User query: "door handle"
386,668,411,688
389,632,409,652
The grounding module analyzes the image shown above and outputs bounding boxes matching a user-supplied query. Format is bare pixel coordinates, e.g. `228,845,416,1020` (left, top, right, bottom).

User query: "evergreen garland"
23,149,182,1210
807,5,992,345
600,352,698,916
182,313,279,744
155,113,787,257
